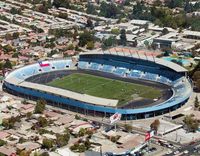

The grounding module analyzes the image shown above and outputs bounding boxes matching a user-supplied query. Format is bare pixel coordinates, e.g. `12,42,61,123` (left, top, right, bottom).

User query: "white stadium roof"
6,77,118,107
80,50,187,73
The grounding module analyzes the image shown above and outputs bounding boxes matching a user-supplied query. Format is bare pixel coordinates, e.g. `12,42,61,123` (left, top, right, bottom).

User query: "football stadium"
3,49,192,120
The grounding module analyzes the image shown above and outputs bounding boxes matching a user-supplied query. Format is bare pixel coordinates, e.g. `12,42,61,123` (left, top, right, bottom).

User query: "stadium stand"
3,53,192,120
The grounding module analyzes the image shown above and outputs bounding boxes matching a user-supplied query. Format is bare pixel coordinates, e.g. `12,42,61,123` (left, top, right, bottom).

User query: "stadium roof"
6,77,118,107
80,50,187,73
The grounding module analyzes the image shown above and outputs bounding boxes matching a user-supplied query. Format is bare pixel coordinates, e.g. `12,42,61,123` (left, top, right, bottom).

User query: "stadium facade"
3,51,192,120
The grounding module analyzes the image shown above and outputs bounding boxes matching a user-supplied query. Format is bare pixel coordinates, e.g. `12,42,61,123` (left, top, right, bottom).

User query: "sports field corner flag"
38,61,50,67
110,112,121,124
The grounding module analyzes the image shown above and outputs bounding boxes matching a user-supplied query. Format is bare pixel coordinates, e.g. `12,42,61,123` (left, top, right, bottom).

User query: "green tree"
10,7,21,14
40,152,50,156
111,28,120,35
34,99,46,114
3,59,12,69
194,96,199,109
99,2,120,18
124,124,133,132
86,3,97,15
78,144,86,152
13,32,19,39
192,71,200,81
119,29,127,46
86,41,94,50
102,36,117,49
53,0,70,8
183,114,199,132
184,0,192,13
42,138,54,149
2,116,20,129
162,28,169,35
0,139,6,146
38,116,48,127
56,133,70,147
67,44,74,50
19,150,31,156
78,30,94,47
84,139,91,150
86,18,93,29
3,45,15,53
78,128,86,137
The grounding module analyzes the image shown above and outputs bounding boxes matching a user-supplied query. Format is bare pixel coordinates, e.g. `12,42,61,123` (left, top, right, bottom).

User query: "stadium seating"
128,70,142,79
101,65,114,73
113,67,127,76
142,73,157,81
88,62,100,70
78,61,88,69
7,59,73,81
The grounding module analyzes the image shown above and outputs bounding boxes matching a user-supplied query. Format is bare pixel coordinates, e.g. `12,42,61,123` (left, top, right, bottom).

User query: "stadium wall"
3,80,190,120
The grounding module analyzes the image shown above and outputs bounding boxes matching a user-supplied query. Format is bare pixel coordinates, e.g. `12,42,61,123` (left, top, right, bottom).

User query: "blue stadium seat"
113,67,127,76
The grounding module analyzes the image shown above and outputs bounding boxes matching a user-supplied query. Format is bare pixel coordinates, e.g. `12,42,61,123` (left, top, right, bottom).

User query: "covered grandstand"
3,50,192,120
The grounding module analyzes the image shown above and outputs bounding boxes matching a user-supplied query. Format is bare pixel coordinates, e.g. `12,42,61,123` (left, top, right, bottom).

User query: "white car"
174,150,180,155
183,150,189,154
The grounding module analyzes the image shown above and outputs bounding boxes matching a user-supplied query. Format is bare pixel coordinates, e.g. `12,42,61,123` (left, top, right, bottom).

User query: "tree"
40,152,50,156
2,116,18,129
86,41,94,50
78,144,86,152
53,0,70,8
67,44,74,50
78,30,94,47
184,0,192,13
38,116,48,127
78,128,86,137
0,139,6,146
86,3,97,15
42,138,54,149
162,28,169,35
84,139,91,150
58,12,68,19
192,71,200,81
124,124,133,132
153,0,162,6
183,114,199,132
150,119,160,133
19,150,31,156
111,28,120,35
196,79,200,91
102,36,117,49
132,40,138,47
3,59,12,69
194,96,199,109
56,133,70,147
99,2,120,18
86,18,93,29
167,0,185,8
10,7,21,15
3,45,15,53
13,32,19,39
34,99,46,114
119,29,127,46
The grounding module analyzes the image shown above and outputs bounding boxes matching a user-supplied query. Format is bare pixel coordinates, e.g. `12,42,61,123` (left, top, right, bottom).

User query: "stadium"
3,48,192,120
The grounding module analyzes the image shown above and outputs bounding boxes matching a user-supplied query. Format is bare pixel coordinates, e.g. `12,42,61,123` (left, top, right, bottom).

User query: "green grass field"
47,73,161,106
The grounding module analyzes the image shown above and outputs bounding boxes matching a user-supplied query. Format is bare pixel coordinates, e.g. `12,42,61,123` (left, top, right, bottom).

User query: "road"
164,141,200,156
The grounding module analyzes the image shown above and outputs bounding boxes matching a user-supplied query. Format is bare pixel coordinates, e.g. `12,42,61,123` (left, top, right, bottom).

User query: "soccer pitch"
47,73,161,106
